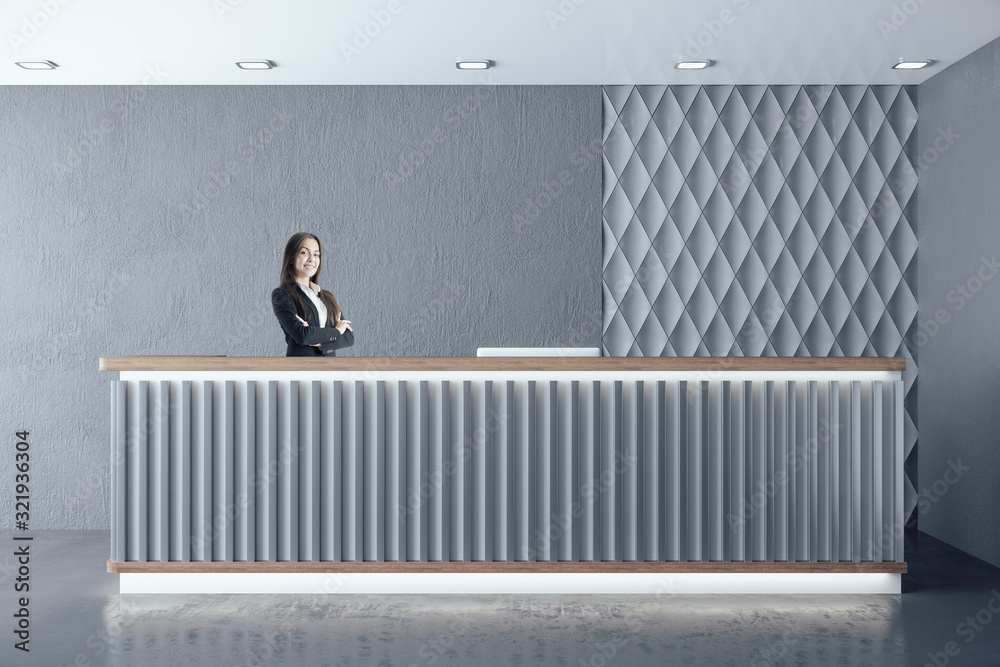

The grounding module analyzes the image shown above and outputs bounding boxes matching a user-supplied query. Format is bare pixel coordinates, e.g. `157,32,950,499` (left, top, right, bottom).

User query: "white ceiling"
3,0,1000,85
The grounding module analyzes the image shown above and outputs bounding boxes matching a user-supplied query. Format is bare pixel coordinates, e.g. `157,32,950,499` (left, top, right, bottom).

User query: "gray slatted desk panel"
110,378,904,563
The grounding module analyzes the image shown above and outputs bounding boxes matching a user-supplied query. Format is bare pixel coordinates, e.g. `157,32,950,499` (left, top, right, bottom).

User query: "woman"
271,232,355,356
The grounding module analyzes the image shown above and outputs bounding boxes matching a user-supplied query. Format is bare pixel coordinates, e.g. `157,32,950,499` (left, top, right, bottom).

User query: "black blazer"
271,286,355,357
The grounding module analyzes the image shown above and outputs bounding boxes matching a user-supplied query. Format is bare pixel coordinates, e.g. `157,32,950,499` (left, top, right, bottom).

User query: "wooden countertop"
99,356,906,372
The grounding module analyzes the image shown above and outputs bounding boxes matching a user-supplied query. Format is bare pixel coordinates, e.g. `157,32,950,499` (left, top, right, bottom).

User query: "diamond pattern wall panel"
602,85,919,525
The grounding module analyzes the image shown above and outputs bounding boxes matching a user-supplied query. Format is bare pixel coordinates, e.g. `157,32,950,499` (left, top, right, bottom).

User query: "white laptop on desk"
476,347,601,357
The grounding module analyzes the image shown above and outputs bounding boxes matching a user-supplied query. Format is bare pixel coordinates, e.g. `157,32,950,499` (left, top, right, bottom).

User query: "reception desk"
101,356,906,594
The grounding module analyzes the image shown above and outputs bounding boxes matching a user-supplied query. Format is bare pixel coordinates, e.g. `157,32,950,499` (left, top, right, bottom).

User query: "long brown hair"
278,232,342,325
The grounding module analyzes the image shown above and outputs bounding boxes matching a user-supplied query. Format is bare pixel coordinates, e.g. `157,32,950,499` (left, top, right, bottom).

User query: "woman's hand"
335,318,353,333
294,314,322,348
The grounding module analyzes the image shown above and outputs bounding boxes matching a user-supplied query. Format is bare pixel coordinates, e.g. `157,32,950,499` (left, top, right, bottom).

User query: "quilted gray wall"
601,85,919,523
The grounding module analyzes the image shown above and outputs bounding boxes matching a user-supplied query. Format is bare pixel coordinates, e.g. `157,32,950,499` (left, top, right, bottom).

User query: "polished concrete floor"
1,530,998,666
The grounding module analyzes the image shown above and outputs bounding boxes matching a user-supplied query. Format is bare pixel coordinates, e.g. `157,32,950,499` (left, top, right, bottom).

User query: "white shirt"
297,281,329,327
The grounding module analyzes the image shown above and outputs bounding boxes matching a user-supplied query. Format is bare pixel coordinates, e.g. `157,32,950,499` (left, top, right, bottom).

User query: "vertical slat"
768,382,784,562
872,380,883,562
429,381,444,562
548,381,559,560
580,381,599,562
817,382,830,562
623,381,639,562
461,381,473,562
708,381,723,562
603,381,622,562
213,381,235,562
786,381,797,563
796,381,809,562
808,381,818,562
384,381,399,562
686,381,702,562
656,381,669,562
643,381,660,562
860,381,874,561
390,380,406,562
416,381,429,561
322,380,341,562
851,381,862,562
363,381,384,562
664,382,681,561
537,381,554,561
341,381,357,560
516,381,531,561
561,381,578,562
129,380,148,562
771,381,786,562
882,381,896,562
500,381,514,561
151,381,169,562
439,380,452,563
111,381,127,562
476,380,496,562
526,381,537,562
256,382,277,562
376,380,386,562
277,381,297,562
893,380,904,562
194,381,211,562
838,381,853,562
743,381,752,561
235,381,256,563
751,382,767,562
721,381,732,562
172,380,191,562
349,381,365,561
728,381,746,562
473,381,488,561
599,381,614,561
301,381,320,562
829,381,840,562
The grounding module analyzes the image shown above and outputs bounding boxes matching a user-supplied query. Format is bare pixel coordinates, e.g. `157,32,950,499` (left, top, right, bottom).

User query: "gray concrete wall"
917,37,1000,567
0,85,601,529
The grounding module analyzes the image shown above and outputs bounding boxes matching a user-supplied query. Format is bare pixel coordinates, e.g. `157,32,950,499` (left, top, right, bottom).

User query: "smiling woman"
271,232,355,356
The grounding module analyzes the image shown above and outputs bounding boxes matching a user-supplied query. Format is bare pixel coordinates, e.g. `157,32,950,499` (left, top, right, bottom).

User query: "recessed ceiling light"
236,60,275,70
675,60,713,70
456,60,493,70
15,60,57,70
891,60,933,70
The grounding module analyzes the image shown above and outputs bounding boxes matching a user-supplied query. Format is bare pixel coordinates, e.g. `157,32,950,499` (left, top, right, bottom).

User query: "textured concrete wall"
917,37,1000,568
0,85,601,529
